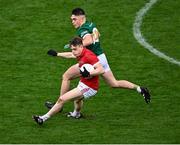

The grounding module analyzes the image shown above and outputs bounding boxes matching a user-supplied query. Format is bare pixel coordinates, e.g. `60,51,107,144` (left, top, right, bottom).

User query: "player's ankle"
40,114,50,122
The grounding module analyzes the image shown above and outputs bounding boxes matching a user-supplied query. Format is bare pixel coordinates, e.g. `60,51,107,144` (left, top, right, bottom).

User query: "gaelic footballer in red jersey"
76,47,100,90
32,37,104,125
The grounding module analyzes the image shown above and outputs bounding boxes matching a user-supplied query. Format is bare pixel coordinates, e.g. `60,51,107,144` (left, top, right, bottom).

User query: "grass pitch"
0,0,180,143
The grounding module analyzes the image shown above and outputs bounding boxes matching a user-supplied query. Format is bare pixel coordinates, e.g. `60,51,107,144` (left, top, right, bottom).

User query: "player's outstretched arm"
57,52,76,58
47,49,75,58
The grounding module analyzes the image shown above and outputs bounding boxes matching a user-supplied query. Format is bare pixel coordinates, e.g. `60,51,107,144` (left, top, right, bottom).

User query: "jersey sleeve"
77,22,95,38
78,28,90,38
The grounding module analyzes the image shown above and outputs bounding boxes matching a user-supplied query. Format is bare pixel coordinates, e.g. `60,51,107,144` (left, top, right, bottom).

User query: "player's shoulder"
78,21,96,38
84,49,98,60
84,21,96,27
80,21,96,31
84,48,95,55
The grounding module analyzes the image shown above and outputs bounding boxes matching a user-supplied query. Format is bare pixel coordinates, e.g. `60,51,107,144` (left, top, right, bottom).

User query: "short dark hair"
72,8,85,16
69,37,83,46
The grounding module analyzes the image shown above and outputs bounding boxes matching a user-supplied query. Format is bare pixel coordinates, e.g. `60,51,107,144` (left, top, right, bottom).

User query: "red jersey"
77,48,99,90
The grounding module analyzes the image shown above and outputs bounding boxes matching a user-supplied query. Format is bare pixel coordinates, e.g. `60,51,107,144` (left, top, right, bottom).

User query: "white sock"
137,86,141,93
40,114,50,122
72,110,80,116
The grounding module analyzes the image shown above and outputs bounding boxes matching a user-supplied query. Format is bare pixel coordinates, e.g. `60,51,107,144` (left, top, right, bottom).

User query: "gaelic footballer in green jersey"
77,21,103,56
70,8,151,103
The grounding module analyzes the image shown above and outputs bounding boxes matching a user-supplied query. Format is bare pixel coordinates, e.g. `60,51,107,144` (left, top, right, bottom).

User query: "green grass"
141,0,180,60
0,0,180,143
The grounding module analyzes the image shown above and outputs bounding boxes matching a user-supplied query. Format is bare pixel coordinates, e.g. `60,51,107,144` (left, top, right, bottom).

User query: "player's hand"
80,67,90,78
47,49,57,56
64,44,70,49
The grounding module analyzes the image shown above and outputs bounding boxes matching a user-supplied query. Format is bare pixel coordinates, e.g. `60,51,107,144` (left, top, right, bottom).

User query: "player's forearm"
57,52,76,58
90,68,104,76
82,40,92,46
82,34,93,46
90,64,104,76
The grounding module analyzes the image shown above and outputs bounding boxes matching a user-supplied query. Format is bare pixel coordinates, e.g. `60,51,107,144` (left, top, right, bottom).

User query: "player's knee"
62,72,72,81
109,81,119,88
57,97,65,104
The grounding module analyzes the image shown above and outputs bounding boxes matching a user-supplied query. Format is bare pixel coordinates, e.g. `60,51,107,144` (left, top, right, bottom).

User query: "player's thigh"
63,63,81,80
60,88,83,102
102,70,117,86
97,53,111,72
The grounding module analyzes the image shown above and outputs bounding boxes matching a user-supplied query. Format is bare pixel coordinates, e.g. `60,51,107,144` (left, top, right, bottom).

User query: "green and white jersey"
77,21,103,56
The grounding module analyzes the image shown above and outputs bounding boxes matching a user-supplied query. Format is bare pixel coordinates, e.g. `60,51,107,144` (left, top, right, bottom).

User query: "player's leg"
60,63,81,95
102,70,138,89
33,88,83,125
45,64,80,109
67,98,84,118
47,88,83,116
67,82,97,119
97,54,137,89
98,53,150,103
74,98,83,112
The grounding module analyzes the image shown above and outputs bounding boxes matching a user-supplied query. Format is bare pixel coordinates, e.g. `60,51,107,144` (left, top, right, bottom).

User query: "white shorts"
77,82,97,99
97,53,111,72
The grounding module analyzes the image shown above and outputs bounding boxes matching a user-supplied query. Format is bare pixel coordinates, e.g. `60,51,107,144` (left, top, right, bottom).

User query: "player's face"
71,45,83,57
71,15,82,28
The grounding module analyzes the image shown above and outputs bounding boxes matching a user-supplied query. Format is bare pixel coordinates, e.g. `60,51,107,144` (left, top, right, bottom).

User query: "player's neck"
80,18,86,27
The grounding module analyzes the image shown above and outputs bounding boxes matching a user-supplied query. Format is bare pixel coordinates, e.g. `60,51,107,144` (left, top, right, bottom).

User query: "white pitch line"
133,0,180,66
